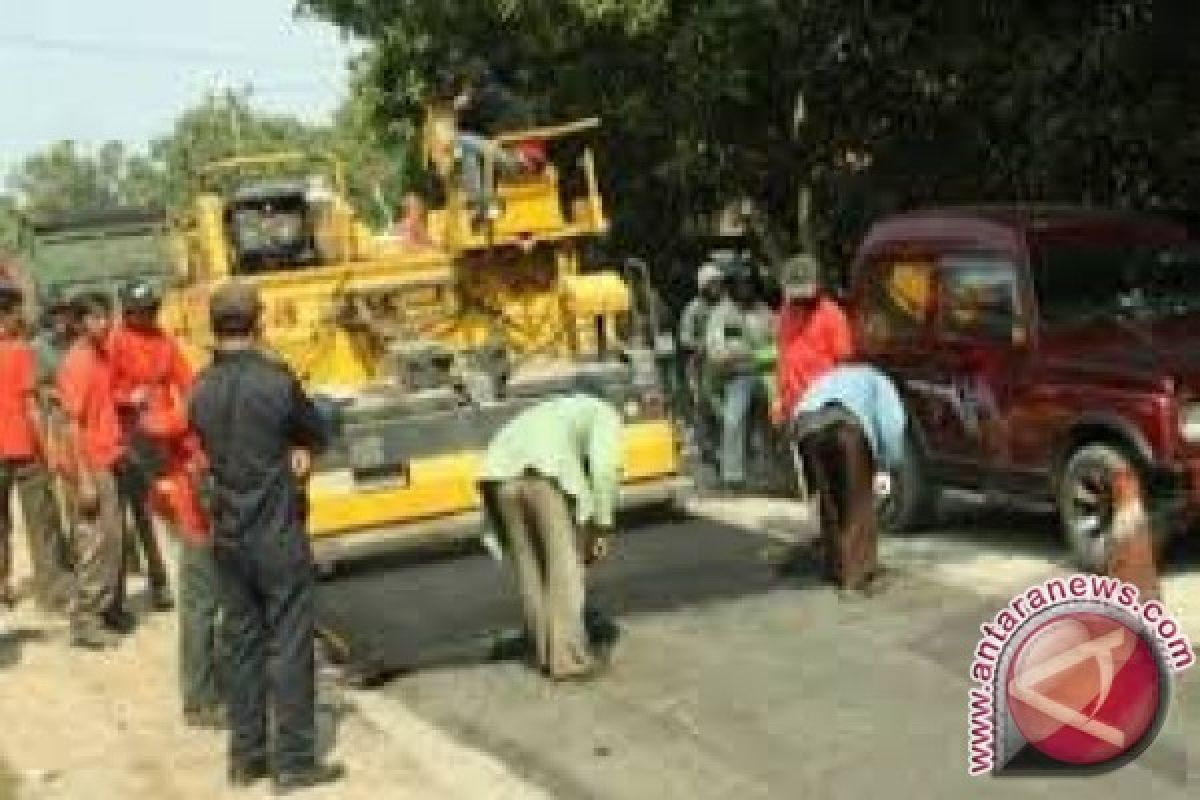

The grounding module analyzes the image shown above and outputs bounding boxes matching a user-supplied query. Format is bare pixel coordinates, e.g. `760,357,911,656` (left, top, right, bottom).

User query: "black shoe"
272,763,345,795
70,619,119,650
150,584,175,612
184,706,226,730
228,758,270,788
103,608,137,635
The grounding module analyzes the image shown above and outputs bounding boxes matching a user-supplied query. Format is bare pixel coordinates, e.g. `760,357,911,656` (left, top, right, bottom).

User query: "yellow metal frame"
198,151,348,199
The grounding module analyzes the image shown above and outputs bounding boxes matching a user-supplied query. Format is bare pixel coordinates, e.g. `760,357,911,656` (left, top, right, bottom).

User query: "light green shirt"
481,394,623,528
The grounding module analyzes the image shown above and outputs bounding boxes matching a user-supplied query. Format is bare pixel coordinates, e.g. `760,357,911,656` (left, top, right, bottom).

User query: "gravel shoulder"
0,528,546,800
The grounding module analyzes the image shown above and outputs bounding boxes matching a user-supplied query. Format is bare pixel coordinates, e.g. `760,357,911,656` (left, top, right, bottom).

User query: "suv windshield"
1033,240,1200,326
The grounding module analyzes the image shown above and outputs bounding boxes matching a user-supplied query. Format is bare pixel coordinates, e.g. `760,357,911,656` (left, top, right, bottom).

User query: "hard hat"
697,263,723,289
121,280,161,312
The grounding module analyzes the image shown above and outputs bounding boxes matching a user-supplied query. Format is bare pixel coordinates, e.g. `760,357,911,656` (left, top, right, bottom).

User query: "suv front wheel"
1057,443,1143,572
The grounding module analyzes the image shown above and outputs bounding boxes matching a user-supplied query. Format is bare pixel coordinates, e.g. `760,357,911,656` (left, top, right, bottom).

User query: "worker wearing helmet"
109,280,179,615
679,261,725,356
703,258,776,490
679,258,725,415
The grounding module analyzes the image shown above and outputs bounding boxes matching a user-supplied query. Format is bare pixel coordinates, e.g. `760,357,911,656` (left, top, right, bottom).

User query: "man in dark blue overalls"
188,281,343,794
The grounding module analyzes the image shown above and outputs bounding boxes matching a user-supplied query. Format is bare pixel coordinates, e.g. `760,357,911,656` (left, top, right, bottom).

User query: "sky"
0,0,359,174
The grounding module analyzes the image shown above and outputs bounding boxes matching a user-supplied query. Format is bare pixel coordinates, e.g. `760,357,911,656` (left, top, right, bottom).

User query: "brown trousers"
803,420,879,591
68,469,124,622
491,477,594,679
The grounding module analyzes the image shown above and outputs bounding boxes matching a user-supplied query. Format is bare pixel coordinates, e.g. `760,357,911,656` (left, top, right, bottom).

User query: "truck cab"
852,207,1200,569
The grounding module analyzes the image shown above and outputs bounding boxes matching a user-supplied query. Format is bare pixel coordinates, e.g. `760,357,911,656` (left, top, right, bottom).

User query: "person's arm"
678,302,700,351
827,302,856,362
168,339,196,394
56,352,97,508
15,348,48,460
586,403,623,531
107,332,140,410
285,375,329,455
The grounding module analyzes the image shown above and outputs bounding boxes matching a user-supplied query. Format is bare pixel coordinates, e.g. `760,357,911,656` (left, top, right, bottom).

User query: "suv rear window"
1034,241,1200,326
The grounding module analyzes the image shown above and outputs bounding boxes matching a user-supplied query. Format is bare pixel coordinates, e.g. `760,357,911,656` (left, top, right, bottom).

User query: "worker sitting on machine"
446,59,538,226
702,258,777,491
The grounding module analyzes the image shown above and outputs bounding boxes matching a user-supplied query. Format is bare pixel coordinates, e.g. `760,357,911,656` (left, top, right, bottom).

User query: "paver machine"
159,115,690,568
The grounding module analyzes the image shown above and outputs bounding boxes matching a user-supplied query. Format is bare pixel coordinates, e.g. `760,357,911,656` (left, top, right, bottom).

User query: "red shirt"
109,325,194,410
57,340,123,471
776,295,855,419
0,338,38,460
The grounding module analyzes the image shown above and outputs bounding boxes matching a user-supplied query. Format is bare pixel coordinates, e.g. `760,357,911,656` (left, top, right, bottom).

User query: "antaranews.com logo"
968,574,1194,776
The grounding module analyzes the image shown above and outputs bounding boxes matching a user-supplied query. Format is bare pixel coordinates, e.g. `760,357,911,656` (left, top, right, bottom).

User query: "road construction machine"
157,116,689,567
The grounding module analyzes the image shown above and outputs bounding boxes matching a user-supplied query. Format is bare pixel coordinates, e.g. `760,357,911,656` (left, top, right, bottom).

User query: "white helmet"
697,263,722,289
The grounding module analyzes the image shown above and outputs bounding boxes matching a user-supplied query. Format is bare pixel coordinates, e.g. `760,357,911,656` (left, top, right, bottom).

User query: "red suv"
851,207,1200,569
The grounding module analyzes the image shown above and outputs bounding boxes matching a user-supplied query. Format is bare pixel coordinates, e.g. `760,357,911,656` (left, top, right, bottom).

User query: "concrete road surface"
319,496,1198,799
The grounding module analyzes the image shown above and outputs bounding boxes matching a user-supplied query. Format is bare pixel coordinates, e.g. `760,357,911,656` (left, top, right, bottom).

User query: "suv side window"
937,255,1020,341
859,257,935,348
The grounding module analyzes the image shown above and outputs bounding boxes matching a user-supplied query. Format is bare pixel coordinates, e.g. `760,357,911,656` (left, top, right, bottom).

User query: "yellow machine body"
160,128,686,552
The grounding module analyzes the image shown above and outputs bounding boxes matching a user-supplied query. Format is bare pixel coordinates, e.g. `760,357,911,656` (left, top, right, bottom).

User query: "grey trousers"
69,469,123,621
176,536,223,713
492,477,594,679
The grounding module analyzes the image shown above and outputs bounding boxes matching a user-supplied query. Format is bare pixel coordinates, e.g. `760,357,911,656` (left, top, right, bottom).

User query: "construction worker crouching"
478,378,622,682
788,364,907,595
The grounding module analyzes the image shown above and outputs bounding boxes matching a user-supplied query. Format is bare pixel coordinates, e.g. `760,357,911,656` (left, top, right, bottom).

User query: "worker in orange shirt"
772,255,855,424
110,281,182,612
57,291,127,648
110,280,224,725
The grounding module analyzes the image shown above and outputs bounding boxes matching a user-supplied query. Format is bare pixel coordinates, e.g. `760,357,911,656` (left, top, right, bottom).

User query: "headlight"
1180,404,1200,443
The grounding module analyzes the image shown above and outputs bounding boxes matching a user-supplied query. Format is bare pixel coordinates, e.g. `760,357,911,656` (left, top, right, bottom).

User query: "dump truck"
158,117,689,568
19,207,178,311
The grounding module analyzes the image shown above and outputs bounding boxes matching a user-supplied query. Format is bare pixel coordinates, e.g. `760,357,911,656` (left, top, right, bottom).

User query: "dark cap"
121,279,161,312
209,280,262,335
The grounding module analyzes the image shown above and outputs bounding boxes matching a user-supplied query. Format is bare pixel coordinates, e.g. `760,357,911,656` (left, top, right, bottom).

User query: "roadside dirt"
0,528,546,800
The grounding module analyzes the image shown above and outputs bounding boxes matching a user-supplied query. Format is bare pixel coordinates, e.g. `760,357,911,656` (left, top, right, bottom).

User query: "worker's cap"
121,279,161,312
209,280,263,335
697,263,723,289
0,280,22,310
781,254,821,299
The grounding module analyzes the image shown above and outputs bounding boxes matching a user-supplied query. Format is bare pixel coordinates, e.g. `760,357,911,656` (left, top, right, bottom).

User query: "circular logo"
1005,610,1165,767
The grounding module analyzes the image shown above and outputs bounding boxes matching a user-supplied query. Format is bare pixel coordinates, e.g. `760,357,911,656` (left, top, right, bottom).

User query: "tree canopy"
299,0,1200,276
3,87,407,230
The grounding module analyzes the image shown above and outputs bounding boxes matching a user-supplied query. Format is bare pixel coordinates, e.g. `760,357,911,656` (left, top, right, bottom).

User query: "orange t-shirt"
776,295,856,419
109,325,195,439
0,338,38,461
57,341,123,471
